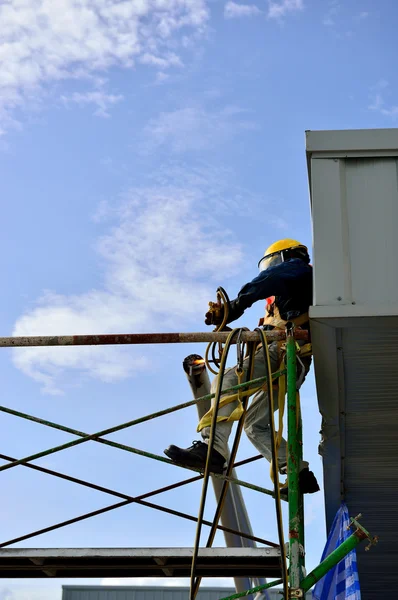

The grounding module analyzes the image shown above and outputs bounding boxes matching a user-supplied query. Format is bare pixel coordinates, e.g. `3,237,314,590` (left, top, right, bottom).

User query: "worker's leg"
164,340,319,492
244,387,308,472
203,340,319,493
239,341,299,470
243,343,320,494
244,387,284,469
200,345,273,459
164,345,269,473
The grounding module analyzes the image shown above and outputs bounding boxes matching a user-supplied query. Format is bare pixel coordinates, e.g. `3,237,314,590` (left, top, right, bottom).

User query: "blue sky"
0,0,396,598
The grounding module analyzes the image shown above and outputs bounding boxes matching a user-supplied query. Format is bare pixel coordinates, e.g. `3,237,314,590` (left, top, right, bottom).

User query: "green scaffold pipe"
0,370,285,474
218,524,372,600
286,330,301,590
297,366,305,572
0,373,289,501
300,526,369,593
219,578,283,600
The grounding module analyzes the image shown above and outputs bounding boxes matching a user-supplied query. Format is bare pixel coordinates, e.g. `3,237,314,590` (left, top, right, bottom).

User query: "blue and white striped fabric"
312,503,361,600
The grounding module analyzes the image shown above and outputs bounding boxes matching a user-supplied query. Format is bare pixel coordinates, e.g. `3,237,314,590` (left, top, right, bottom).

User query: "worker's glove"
205,297,245,327
226,299,245,324
205,304,225,326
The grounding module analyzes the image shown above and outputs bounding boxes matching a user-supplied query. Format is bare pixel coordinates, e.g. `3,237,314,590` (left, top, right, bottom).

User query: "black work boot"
164,441,226,474
280,468,320,497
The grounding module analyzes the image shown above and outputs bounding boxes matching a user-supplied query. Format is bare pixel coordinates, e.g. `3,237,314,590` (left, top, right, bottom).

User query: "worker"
164,239,319,495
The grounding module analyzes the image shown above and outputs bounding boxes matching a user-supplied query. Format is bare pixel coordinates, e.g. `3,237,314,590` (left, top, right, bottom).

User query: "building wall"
63,587,236,600
62,586,312,600
307,128,398,599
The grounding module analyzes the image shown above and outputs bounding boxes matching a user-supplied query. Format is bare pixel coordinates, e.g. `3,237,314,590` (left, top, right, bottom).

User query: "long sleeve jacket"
227,258,313,326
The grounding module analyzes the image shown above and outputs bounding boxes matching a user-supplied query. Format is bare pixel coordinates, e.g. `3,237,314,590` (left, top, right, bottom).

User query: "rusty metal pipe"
0,330,308,348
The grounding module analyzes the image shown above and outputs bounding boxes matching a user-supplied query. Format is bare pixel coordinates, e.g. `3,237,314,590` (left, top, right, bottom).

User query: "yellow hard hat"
264,238,307,256
258,239,308,272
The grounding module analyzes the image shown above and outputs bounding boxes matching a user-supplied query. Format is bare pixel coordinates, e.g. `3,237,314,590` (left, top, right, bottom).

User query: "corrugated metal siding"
341,326,398,598
62,587,312,600
312,323,398,600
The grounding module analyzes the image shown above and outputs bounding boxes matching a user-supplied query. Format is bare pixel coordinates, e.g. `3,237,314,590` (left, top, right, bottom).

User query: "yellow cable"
256,328,289,600
191,339,257,599
197,372,283,432
190,328,241,600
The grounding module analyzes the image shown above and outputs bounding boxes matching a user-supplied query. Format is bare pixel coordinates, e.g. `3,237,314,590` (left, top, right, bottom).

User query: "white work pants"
201,341,310,471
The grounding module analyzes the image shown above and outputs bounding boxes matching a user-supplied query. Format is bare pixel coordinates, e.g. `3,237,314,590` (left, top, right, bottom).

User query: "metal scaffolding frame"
0,328,376,600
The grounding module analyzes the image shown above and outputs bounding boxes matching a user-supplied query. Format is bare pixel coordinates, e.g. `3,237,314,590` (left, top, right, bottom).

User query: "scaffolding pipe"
219,520,375,600
183,355,267,599
0,330,308,348
300,522,370,593
0,322,378,598
286,327,302,591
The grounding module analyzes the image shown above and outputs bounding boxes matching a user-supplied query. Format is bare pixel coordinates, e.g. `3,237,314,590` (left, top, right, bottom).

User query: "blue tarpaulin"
312,503,361,600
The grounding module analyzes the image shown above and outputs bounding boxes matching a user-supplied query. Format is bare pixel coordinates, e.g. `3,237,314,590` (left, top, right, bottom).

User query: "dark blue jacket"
227,259,313,326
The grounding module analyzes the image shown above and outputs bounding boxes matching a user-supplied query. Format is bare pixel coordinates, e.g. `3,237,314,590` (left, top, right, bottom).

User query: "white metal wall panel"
311,158,353,307
311,156,398,313
306,128,398,153
345,158,398,307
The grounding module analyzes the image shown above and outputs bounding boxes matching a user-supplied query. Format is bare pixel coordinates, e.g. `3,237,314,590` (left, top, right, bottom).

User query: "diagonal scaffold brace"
0,332,284,552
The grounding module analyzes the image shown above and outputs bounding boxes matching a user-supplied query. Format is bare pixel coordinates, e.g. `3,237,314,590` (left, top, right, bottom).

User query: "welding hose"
191,328,288,599
255,328,289,600
205,286,230,375
189,327,244,600
191,337,257,599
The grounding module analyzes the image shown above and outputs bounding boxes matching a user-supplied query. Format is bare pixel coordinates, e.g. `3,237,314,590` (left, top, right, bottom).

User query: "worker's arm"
226,259,309,324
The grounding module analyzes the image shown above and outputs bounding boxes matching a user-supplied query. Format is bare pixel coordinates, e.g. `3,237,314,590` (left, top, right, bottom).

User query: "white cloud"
372,100,398,117
322,0,339,26
267,0,303,20
382,106,398,117
0,0,209,129
140,52,183,68
368,93,383,112
155,71,170,84
224,2,261,19
143,105,258,153
12,170,243,394
372,78,389,90
322,16,334,26
61,90,124,118
368,80,398,118
267,215,290,230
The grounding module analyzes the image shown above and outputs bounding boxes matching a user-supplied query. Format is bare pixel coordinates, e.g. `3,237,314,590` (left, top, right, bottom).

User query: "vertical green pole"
297,400,305,575
286,326,301,592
